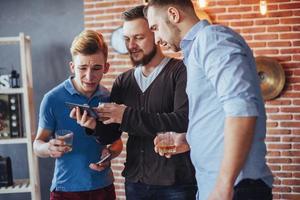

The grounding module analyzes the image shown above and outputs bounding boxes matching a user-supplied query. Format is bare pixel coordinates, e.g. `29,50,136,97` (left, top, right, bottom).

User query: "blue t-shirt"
180,20,273,200
38,77,113,192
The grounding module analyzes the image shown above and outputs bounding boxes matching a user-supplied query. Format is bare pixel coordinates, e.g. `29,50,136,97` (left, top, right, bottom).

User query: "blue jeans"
233,179,272,200
125,181,197,200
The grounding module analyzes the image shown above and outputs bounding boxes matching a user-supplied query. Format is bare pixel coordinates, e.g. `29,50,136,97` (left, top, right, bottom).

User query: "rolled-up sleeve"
223,99,258,117
201,28,260,117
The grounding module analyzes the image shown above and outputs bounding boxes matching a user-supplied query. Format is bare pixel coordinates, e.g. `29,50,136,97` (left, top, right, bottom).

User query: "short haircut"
122,5,146,21
70,30,108,61
144,0,194,16
147,0,194,8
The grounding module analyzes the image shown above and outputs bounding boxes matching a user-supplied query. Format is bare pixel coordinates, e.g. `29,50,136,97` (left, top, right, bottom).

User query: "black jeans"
233,179,272,200
125,181,197,200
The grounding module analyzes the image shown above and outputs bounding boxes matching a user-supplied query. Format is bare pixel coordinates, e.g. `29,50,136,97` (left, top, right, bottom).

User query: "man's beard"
129,45,157,66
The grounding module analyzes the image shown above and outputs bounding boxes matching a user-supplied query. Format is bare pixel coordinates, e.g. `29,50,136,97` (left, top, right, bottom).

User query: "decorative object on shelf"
0,74,10,88
0,97,9,138
255,56,285,101
8,94,23,138
0,94,23,138
0,67,20,89
110,26,128,55
0,156,13,187
0,120,4,133
260,0,268,15
9,70,20,88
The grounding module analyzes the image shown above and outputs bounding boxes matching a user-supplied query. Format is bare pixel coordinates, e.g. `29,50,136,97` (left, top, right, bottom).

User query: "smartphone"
96,153,112,165
65,102,99,119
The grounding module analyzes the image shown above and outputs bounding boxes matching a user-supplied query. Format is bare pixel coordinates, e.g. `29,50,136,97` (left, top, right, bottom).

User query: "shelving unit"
0,33,41,200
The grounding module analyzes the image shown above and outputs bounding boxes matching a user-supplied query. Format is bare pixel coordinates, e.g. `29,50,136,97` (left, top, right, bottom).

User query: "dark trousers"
125,181,197,200
50,184,116,200
233,179,273,200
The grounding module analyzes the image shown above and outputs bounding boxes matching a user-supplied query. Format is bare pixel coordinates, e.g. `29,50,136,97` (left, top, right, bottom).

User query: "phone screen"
65,102,98,119
96,153,112,165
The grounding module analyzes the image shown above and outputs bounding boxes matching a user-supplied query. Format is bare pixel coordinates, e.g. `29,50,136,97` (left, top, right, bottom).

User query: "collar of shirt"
135,57,170,69
180,20,210,61
63,76,105,99
134,57,171,92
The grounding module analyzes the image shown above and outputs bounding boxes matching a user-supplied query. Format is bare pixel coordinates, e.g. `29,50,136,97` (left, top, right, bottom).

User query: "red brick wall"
83,0,300,199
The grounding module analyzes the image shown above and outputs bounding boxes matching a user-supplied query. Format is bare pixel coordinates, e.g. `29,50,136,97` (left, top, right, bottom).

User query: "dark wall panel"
0,0,83,199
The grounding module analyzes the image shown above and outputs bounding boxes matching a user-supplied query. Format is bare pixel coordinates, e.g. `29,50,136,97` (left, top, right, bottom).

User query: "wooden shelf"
0,138,27,144
0,36,20,45
0,33,41,199
0,88,25,94
0,179,31,194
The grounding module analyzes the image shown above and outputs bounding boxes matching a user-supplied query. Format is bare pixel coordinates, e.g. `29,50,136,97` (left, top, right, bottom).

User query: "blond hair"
70,30,108,61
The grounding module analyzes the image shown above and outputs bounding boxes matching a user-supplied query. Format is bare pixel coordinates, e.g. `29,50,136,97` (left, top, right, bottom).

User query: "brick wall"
83,0,300,199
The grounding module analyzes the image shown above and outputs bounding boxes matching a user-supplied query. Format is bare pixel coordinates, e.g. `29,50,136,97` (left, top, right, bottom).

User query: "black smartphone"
65,102,99,119
96,153,112,165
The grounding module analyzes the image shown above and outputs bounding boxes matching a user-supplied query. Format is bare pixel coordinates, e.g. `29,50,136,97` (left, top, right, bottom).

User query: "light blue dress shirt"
180,20,273,200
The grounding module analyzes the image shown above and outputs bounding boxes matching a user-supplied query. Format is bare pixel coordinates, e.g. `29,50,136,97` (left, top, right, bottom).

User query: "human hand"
207,178,234,200
69,107,97,129
89,148,111,171
97,103,126,124
47,138,71,158
154,132,190,158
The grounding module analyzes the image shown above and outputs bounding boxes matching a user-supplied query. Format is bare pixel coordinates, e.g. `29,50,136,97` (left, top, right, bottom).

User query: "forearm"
218,116,256,186
85,122,122,145
121,107,188,137
33,140,50,158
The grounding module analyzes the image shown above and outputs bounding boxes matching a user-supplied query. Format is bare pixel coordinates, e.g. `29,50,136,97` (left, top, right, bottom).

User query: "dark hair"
144,0,194,17
147,0,194,8
122,5,146,21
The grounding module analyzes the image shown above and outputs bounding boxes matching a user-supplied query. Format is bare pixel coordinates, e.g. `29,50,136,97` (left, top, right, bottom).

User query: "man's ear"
69,61,75,73
167,7,180,23
103,63,110,74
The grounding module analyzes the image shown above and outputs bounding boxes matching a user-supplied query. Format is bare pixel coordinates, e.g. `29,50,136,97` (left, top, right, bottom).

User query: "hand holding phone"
65,102,98,119
96,153,112,165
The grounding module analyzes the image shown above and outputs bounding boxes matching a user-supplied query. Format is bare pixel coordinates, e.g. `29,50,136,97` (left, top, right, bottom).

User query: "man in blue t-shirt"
33,30,122,200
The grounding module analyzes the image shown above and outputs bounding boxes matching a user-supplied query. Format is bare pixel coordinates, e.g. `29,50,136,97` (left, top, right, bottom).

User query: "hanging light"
260,0,268,15
198,0,207,9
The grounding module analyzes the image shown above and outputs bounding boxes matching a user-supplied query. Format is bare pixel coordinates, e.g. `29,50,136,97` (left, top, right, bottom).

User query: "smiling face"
123,18,157,66
147,6,182,52
70,51,109,98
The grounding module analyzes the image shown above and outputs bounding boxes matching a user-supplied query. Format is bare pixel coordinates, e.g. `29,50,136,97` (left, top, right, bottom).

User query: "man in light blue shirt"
145,1,273,200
